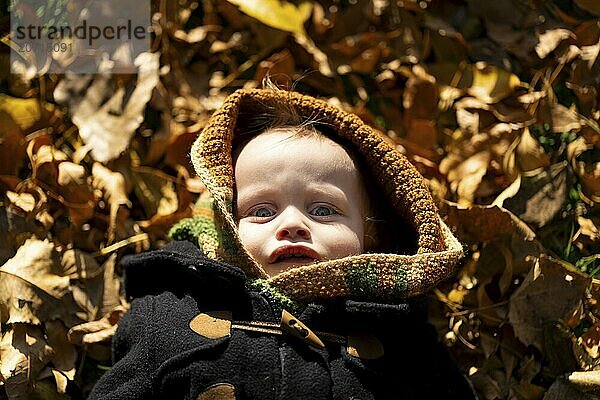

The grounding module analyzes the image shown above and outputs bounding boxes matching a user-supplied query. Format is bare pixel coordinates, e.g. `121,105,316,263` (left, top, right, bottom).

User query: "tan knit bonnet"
190,88,463,302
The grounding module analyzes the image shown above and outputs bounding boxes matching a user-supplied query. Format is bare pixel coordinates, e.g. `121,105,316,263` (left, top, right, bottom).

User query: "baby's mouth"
269,245,320,264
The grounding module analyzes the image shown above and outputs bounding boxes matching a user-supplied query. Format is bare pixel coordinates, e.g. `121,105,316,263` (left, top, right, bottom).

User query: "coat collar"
123,240,424,322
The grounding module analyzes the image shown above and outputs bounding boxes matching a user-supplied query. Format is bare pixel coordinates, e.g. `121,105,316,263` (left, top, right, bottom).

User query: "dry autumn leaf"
68,306,128,346
0,238,70,324
92,162,132,242
568,137,600,204
56,161,96,226
0,324,54,399
45,320,77,391
61,52,160,163
509,256,590,350
500,162,569,228
226,0,312,36
514,127,551,173
445,151,491,204
0,94,43,131
61,248,103,280
536,29,575,59
468,63,522,104
132,167,179,218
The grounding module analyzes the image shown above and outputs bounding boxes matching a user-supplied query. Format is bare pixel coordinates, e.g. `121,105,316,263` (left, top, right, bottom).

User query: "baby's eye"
310,205,337,217
251,206,275,218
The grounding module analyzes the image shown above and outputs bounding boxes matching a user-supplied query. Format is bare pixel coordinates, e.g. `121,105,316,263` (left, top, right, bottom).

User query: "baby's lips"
269,245,320,263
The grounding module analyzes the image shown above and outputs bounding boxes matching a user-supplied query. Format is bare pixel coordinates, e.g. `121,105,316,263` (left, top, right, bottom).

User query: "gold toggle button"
280,309,325,349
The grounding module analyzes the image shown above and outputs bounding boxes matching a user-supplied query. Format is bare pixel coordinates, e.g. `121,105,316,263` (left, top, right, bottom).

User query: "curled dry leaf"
6,191,36,213
455,107,482,136
91,163,131,209
173,26,215,43
92,163,132,242
575,216,600,242
0,324,54,399
441,202,543,273
551,104,583,133
0,238,70,324
500,162,569,228
6,182,54,230
137,178,194,237
132,167,180,218
445,151,491,205
46,320,77,391
508,256,590,350
68,306,128,346
68,253,120,326
568,137,600,204
514,127,550,173
61,248,102,280
535,29,575,59
67,52,160,163
98,254,121,317
403,65,439,149
56,161,96,226
29,144,68,183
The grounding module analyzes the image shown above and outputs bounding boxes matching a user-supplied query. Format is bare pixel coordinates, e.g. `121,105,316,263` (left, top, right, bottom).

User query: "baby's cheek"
237,221,263,261
327,225,363,258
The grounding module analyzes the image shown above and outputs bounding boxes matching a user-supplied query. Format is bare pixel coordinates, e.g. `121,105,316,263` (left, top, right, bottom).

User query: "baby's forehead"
237,128,357,172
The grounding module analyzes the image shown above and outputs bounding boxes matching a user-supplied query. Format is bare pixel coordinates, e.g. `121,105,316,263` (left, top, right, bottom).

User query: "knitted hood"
189,88,462,302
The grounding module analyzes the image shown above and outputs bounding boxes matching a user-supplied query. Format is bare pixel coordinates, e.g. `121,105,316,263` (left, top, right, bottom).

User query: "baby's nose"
276,208,311,241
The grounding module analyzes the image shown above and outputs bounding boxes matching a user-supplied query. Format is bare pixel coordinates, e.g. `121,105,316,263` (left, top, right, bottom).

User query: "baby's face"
235,129,365,277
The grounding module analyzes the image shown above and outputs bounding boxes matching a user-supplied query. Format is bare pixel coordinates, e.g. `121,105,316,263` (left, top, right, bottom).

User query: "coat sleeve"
87,296,156,400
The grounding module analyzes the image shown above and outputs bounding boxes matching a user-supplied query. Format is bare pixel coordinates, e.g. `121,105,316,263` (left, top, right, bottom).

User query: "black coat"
88,241,476,400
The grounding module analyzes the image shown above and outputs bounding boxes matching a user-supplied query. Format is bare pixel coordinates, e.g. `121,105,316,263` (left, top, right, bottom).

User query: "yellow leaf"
226,0,313,36
0,94,42,131
468,62,521,104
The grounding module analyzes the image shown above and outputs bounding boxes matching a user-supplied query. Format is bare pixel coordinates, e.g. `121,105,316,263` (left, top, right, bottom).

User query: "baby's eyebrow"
236,185,278,199
235,185,278,210
307,185,346,198
306,185,350,207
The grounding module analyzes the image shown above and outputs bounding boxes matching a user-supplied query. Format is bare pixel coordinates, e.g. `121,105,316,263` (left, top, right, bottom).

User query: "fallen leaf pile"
1,0,599,398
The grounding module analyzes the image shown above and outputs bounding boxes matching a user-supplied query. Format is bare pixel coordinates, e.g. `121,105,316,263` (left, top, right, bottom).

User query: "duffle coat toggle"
189,308,350,352
187,307,389,360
